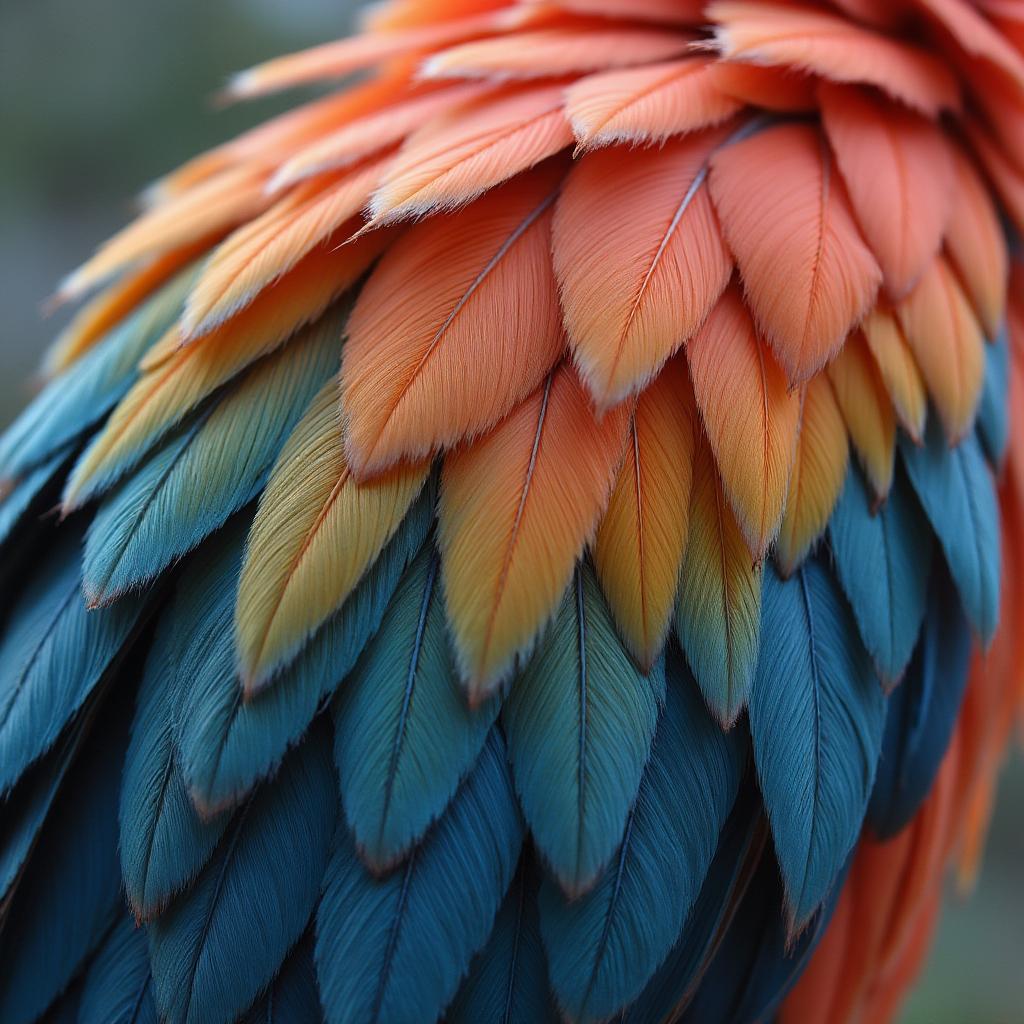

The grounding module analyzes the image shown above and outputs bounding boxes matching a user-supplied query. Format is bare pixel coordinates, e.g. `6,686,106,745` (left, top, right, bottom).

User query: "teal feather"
900,418,1000,645
504,563,665,896
78,913,157,1024
749,558,884,935
174,482,433,814
242,934,323,1023
0,444,72,549
828,463,932,687
315,728,523,1024
148,721,336,1024
539,645,745,1023
82,311,340,604
333,545,498,872
0,526,147,795
977,327,1010,468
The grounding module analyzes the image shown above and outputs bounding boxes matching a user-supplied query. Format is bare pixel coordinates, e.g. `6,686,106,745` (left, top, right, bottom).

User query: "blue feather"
241,933,323,1024
448,860,559,1024
82,313,339,605
869,566,973,839
119,612,228,919
0,269,194,480
749,558,884,934
539,645,745,1023
0,686,129,1024
333,545,498,871
315,728,523,1024
828,462,932,686
37,981,84,1024
977,327,1010,469
78,913,157,1024
0,526,147,795
0,444,72,549
174,483,433,814
504,563,665,897
900,418,1000,645
148,720,336,1024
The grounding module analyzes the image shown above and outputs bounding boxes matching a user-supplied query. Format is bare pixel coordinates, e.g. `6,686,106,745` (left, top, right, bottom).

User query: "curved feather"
315,729,523,1024
564,58,741,150
241,934,323,1024
978,326,1011,467
148,723,336,1024
439,364,629,698
0,444,72,550
709,123,882,383
674,437,763,728
900,419,1000,644
592,356,695,668
235,380,429,691
554,129,733,407
83,309,339,606
749,558,885,934
504,563,666,896
819,82,953,297
776,376,849,576
828,463,933,687
860,306,927,443
539,647,745,1023
78,914,157,1024
686,283,801,556
333,546,499,871
342,165,564,476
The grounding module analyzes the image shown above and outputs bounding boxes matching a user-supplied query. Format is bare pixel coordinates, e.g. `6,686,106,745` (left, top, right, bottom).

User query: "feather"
860,306,928,443
828,463,933,687
333,546,499,871
77,913,157,1024
869,567,972,838
234,381,429,692
827,330,897,500
900,420,1000,645
707,2,960,116
0,692,129,1024
709,123,883,383
944,148,1008,339
749,558,885,934
439,364,628,698
553,128,733,407
177,487,433,814
504,563,666,896
776,376,849,577
564,59,742,151
421,27,693,80
342,165,564,477
119,613,228,920
966,118,1024,235
977,326,1011,468
241,934,323,1024
539,647,745,1023
315,729,523,1024
539,0,703,21
0,527,146,795
148,722,336,1024
895,256,985,443
686,283,801,557
0,444,72,550
83,310,339,606
592,356,695,668
447,860,558,1024
674,436,763,728
819,83,953,298
62,240,386,510
710,62,816,111
367,83,573,223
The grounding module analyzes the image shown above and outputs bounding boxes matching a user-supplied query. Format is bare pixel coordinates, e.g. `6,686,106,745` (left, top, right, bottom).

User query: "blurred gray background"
0,2,1021,1020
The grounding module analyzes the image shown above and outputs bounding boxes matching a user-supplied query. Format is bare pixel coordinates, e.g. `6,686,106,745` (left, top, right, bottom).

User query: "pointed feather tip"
220,70,261,103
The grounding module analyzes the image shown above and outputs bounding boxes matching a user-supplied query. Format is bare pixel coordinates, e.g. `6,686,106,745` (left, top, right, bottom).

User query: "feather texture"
503,563,666,896
241,935,323,1024
978,327,1011,467
709,123,882,383
860,306,927,443
77,914,157,1024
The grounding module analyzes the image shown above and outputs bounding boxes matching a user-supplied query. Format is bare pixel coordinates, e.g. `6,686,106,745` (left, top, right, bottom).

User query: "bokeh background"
0,2,1021,1020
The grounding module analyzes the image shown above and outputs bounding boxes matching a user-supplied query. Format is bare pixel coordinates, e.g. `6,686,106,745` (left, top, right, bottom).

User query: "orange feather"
536,0,704,21
592,356,696,669
709,122,882,383
896,256,985,443
341,165,565,478
686,284,801,558
820,83,954,298
553,128,733,407
564,58,742,151
827,331,896,501
966,119,1024,234
709,62,816,112
439,363,629,699
860,306,928,443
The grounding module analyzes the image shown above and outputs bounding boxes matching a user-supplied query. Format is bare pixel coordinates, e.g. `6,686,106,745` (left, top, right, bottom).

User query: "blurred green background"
0,2,1020,1021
